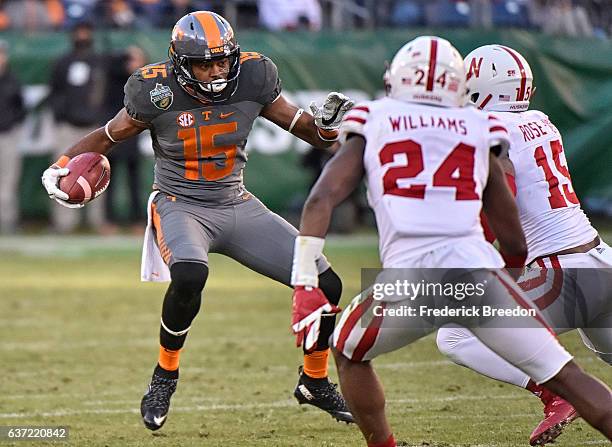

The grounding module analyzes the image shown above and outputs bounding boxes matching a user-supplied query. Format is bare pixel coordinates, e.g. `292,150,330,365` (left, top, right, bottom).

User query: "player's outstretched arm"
41,108,147,208
291,135,365,350
261,92,354,149
482,153,527,272
300,135,365,237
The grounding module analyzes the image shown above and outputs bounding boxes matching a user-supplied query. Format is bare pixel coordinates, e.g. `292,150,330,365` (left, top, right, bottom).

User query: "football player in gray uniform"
41,11,355,431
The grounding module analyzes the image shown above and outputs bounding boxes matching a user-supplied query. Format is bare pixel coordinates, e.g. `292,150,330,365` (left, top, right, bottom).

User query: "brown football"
59,153,111,205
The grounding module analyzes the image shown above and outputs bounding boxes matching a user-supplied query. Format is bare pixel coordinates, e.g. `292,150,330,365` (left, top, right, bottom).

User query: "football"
58,152,111,205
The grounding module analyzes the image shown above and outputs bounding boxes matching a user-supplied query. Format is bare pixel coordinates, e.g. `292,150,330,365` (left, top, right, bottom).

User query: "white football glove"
41,166,83,209
309,92,355,131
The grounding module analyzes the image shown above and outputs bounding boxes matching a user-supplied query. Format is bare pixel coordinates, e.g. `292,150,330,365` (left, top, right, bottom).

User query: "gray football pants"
151,192,330,285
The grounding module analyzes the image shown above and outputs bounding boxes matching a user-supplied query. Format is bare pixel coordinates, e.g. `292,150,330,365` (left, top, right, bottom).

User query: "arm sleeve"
257,56,282,105
339,102,370,141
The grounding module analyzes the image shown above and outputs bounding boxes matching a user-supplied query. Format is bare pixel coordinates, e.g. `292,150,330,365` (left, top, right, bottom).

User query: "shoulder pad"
239,52,281,105
124,61,174,123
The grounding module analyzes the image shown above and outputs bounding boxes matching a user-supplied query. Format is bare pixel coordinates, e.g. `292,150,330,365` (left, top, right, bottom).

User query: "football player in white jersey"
436,44,612,445
289,36,612,447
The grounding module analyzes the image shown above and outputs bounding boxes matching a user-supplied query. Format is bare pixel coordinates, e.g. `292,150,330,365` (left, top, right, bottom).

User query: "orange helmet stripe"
194,12,222,49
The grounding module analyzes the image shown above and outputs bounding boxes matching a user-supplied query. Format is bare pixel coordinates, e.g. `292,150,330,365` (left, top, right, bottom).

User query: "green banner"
5,29,612,217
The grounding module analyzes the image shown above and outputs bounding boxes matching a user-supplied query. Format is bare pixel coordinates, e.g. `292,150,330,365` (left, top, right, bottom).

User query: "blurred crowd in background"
0,0,611,37
0,0,610,236
0,22,147,235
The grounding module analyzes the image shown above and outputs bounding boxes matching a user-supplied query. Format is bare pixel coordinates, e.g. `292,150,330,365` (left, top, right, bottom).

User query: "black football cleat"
293,366,355,424
140,366,178,431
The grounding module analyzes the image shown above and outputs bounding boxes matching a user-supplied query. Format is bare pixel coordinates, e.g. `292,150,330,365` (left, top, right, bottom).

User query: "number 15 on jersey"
178,122,238,181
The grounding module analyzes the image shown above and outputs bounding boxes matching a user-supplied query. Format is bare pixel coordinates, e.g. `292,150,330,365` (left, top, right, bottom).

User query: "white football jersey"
496,110,597,263
341,97,509,267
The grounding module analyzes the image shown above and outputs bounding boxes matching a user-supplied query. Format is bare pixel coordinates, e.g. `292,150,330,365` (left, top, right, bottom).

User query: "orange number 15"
178,123,238,181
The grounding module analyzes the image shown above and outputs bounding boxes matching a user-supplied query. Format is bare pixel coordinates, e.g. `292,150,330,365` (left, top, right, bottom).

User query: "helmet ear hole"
471,92,480,103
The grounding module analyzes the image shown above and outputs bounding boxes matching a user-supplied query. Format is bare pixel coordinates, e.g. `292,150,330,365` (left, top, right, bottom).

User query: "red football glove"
291,286,341,352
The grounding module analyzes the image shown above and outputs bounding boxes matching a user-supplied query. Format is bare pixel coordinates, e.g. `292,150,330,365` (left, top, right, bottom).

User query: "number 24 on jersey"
380,139,479,200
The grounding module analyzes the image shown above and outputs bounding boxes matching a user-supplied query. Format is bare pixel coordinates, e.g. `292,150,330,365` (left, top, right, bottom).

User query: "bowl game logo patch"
150,83,173,110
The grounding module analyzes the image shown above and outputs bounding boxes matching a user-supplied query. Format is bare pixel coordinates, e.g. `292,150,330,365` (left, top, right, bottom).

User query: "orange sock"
303,349,329,379
158,346,181,371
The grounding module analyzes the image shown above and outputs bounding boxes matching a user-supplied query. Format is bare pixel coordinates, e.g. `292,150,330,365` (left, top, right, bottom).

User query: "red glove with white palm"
291,286,341,352
290,235,341,352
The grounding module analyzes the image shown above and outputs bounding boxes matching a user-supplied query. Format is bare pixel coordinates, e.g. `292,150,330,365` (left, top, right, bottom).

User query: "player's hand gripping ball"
58,153,111,205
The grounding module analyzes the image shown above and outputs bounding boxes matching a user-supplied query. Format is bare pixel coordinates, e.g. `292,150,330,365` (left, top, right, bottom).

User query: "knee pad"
318,268,342,305
169,262,208,305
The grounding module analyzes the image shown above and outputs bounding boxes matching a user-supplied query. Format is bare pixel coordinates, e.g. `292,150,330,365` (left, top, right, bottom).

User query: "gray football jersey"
124,52,281,205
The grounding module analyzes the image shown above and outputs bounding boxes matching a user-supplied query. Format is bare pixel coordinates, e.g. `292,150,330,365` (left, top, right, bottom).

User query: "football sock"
368,434,396,447
303,349,330,379
526,379,540,394
154,363,179,380
436,326,530,388
158,345,181,371
526,380,555,403
316,268,343,350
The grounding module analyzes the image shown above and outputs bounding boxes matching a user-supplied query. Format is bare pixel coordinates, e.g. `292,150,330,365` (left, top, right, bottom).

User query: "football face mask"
169,11,241,103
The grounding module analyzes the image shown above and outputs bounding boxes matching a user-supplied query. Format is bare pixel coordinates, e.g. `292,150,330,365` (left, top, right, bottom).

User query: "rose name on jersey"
388,114,468,136
517,117,559,142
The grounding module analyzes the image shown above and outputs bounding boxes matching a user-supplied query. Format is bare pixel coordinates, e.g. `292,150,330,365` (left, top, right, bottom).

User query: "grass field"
0,234,609,447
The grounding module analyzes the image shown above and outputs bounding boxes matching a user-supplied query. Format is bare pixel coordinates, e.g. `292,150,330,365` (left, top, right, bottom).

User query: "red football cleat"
529,391,579,446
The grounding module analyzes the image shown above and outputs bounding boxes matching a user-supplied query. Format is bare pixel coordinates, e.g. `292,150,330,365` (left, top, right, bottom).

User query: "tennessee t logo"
466,57,483,80
202,111,212,121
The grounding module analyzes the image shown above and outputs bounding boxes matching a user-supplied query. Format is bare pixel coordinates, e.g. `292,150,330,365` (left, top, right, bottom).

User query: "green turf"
0,235,609,447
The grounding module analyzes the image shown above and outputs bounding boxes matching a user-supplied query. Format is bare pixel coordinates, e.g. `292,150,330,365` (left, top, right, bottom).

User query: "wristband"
291,235,325,287
317,128,339,142
54,155,71,168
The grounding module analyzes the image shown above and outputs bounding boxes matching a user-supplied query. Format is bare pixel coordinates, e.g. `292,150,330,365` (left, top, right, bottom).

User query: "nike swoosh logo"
321,107,342,126
153,415,167,426
219,112,235,119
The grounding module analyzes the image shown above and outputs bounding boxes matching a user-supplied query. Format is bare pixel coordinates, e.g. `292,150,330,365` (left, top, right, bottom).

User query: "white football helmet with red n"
385,36,468,107
465,44,534,112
